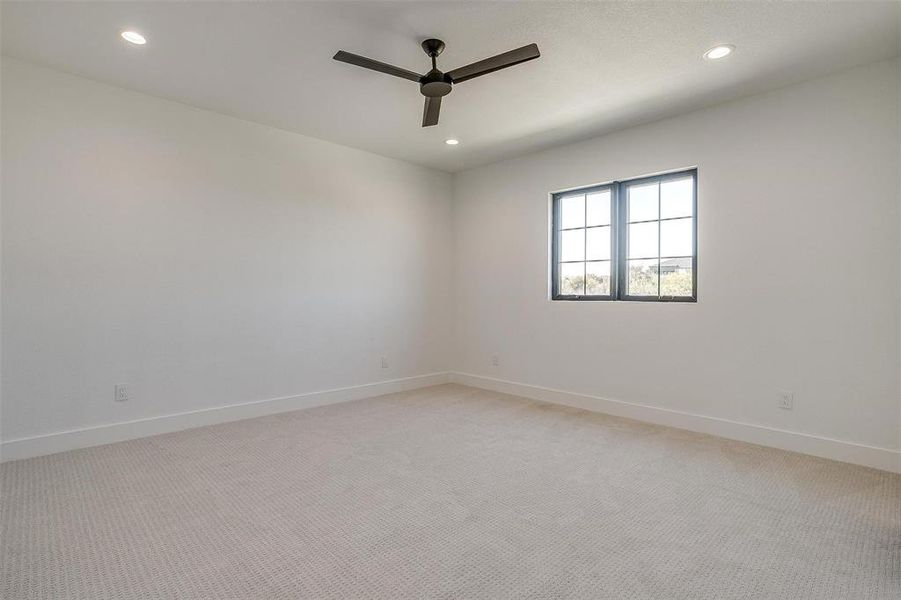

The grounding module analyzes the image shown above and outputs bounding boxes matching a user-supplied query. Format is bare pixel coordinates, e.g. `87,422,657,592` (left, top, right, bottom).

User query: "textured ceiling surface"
3,1,899,172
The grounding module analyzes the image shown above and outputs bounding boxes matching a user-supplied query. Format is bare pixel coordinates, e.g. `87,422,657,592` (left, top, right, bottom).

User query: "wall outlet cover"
778,391,794,410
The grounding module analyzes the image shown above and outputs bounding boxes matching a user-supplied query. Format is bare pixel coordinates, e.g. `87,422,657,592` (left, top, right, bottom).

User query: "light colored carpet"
1,383,899,599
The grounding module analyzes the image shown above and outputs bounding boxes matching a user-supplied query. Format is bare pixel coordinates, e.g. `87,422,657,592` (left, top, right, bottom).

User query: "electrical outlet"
380,356,389,369
491,355,500,367
777,391,794,410
114,384,129,402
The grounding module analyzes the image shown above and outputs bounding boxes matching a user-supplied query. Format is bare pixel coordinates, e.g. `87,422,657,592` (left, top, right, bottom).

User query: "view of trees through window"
625,260,693,297
552,170,696,301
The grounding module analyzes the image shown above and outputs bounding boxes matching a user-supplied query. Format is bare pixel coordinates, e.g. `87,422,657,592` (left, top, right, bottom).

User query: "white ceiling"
3,1,899,172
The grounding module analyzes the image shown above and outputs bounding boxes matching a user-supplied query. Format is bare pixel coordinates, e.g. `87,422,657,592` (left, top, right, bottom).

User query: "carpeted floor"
1,383,899,599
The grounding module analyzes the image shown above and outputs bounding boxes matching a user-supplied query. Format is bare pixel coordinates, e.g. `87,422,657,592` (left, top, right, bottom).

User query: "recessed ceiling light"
704,44,734,60
121,31,147,45
445,139,460,146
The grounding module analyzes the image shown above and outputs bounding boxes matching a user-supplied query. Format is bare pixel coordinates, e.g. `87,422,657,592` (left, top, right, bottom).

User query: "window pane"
586,226,611,260
559,262,585,295
660,257,693,297
628,221,658,259
560,229,585,261
628,182,658,222
660,218,693,257
627,259,659,296
559,194,585,229
586,261,611,296
661,177,694,219
586,190,611,226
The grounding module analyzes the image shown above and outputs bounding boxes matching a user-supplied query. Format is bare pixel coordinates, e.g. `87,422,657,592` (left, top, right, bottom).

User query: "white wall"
453,58,901,452
1,58,453,443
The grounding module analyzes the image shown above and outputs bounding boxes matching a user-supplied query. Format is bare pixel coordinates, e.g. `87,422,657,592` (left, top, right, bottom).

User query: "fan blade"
333,50,422,82
447,43,539,84
422,96,441,127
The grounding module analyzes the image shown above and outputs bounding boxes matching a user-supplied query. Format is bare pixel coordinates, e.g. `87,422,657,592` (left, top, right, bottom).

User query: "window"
551,169,696,302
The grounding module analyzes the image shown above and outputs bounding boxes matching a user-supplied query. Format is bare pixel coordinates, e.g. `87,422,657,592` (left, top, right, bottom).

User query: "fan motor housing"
420,70,453,98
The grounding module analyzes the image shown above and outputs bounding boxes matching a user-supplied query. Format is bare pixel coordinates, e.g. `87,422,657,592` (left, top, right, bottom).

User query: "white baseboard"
5,371,897,474
0,372,450,463
449,372,901,474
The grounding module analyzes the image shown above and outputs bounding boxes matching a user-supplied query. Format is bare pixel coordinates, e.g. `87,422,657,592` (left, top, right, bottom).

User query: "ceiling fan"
333,39,540,127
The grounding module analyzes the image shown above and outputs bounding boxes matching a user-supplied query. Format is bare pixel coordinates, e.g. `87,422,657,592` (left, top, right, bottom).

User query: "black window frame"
551,168,697,302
